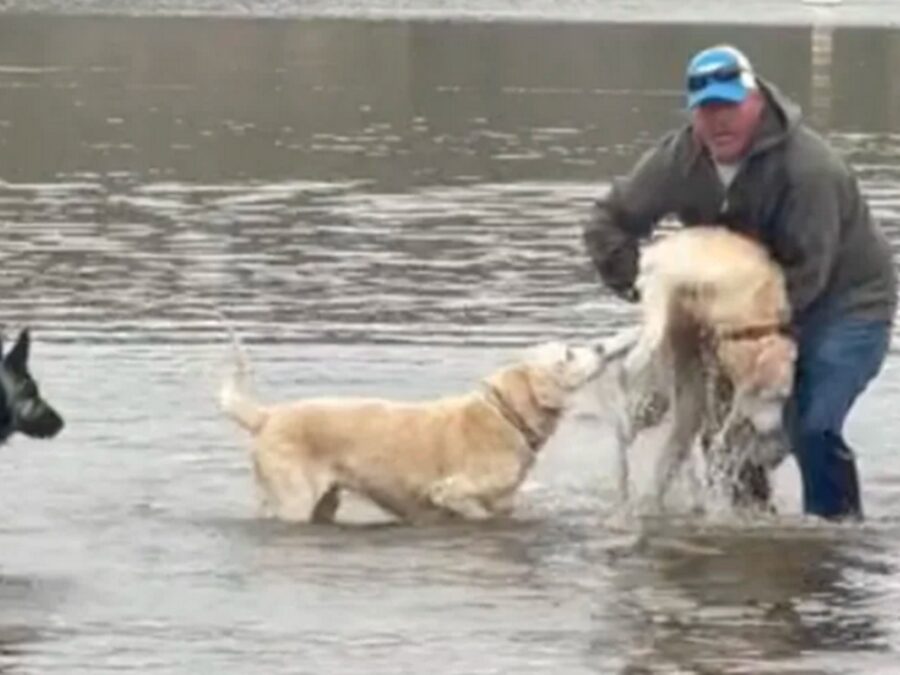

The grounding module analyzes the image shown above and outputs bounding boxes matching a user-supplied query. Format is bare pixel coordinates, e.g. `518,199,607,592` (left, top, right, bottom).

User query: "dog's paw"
484,492,515,516
428,478,492,520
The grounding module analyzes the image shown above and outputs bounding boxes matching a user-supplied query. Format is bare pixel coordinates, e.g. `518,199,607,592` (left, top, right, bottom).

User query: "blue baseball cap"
685,45,757,109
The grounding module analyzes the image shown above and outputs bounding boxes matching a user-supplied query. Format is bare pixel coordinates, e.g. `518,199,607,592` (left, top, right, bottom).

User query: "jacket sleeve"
582,139,679,296
771,167,843,319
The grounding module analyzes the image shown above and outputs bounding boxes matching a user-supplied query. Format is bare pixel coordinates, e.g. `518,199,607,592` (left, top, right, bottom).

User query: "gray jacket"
583,80,897,326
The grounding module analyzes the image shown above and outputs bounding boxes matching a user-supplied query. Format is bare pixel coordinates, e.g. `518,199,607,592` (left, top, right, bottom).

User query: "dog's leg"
298,465,346,524
610,364,636,505
249,442,308,521
269,479,317,522
734,461,772,510
251,452,287,519
618,388,673,506
652,363,705,510
310,485,341,524
702,403,740,500
428,476,495,520
707,394,778,513
428,459,524,520
613,350,659,506
252,450,324,523
484,490,516,516
703,391,772,510
613,414,633,505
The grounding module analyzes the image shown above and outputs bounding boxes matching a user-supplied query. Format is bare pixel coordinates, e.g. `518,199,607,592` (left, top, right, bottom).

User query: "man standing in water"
582,45,897,520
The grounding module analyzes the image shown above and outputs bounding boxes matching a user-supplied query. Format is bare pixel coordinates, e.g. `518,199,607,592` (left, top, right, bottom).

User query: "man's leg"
789,318,891,520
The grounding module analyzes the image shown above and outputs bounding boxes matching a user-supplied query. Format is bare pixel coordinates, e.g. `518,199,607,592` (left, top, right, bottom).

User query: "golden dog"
219,341,604,524
606,226,797,509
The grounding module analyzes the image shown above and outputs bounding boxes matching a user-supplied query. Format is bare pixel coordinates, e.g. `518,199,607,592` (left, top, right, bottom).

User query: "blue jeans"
788,316,892,520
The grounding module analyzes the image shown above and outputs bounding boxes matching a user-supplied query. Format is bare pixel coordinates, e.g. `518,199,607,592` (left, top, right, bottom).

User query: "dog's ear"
5,328,30,373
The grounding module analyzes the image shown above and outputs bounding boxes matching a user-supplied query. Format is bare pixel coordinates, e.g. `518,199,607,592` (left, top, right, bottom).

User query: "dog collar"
711,322,793,342
480,383,548,453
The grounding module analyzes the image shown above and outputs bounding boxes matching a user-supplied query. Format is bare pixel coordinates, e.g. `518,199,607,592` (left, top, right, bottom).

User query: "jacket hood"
749,77,802,155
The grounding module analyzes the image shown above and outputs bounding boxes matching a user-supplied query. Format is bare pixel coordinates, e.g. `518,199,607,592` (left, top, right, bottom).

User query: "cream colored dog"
630,226,795,409
605,226,797,508
219,341,604,524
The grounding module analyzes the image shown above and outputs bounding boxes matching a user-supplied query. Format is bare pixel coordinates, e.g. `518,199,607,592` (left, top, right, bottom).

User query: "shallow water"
0,13,899,675
0,0,899,25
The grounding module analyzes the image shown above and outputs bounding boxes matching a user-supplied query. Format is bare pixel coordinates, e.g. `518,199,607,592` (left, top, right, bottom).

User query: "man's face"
691,94,764,163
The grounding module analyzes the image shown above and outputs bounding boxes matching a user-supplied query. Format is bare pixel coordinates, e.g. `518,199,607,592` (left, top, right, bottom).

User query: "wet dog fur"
599,227,797,511
219,340,605,524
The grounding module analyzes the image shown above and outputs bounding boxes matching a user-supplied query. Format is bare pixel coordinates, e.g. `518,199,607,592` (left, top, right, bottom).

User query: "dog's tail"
628,227,787,372
217,312,267,435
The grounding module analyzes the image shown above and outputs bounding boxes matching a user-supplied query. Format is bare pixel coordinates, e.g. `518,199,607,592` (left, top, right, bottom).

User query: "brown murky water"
0,12,899,675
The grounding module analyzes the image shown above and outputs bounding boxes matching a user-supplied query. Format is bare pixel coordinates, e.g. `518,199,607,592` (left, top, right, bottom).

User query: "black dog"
0,329,63,443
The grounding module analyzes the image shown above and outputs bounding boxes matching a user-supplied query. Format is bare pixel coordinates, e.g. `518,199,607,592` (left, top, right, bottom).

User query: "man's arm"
583,137,680,298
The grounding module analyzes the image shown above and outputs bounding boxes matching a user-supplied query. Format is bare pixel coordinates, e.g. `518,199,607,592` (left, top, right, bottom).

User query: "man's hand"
583,199,645,304
596,239,640,303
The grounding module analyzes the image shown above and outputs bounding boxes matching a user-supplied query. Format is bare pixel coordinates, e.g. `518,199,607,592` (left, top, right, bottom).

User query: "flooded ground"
0,12,899,675
0,0,898,25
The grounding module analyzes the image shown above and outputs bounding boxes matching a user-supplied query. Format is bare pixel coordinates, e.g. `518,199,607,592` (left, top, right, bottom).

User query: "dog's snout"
44,410,64,437
18,403,64,439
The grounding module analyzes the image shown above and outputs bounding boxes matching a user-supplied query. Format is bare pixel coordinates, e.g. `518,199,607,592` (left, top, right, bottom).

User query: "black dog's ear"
4,328,30,373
